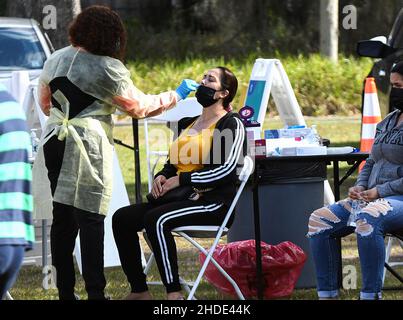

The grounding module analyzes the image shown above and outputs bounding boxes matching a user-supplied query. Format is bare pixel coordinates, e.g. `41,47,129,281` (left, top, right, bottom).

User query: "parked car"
357,8,403,116
0,17,53,84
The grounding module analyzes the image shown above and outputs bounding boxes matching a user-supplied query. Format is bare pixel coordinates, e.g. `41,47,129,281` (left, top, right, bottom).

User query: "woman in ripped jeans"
308,62,403,300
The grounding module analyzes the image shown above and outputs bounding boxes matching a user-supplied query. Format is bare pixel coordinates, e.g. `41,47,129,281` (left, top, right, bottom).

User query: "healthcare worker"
36,5,198,300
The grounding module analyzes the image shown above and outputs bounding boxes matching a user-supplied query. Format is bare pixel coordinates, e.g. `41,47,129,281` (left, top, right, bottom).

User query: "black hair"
391,61,403,76
216,66,238,108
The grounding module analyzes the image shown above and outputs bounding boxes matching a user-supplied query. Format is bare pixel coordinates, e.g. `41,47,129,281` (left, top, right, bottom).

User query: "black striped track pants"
112,199,228,293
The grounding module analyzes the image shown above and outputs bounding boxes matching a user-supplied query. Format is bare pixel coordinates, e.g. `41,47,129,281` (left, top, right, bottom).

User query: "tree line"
3,0,403,60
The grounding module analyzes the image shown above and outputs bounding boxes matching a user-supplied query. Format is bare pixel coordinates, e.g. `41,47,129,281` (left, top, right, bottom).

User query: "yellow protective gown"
33,46,178,218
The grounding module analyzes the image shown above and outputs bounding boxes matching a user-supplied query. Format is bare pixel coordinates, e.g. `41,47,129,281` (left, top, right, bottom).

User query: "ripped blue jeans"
308,195,403,300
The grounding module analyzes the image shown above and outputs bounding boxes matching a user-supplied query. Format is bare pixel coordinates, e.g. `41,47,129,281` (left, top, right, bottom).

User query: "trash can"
228,159,327,289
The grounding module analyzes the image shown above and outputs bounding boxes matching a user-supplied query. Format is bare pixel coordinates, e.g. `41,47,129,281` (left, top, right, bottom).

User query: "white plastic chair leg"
150,155,162,179
4,291,13,300
179,232,245,300
143,253,155,275
384,236,394,285
144,251,196,299
144,120,153,193
180,278,195,299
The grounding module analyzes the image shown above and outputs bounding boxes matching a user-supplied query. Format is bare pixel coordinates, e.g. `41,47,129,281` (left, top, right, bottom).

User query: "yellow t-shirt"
169,120,217,174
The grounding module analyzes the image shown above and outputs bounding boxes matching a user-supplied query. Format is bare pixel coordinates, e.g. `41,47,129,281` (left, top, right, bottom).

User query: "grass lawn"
9,116,403,300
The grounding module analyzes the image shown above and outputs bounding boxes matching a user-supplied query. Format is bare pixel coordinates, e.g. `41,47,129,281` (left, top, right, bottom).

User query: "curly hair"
68,5,127,61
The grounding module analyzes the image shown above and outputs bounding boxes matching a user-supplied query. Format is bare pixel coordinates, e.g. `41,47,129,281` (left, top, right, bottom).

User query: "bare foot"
167,292,185,300
124,291,153,300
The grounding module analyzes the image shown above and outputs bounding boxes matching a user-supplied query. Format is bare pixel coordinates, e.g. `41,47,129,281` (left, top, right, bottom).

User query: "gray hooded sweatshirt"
356,110,403,197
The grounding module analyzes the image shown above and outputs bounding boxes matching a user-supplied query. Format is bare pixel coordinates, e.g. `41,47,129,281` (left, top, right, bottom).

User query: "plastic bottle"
305,125,321,146
30,129,40,159
312,125,321,145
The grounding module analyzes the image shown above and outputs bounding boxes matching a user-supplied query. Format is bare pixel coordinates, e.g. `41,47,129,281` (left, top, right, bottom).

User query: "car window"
0,27,47,70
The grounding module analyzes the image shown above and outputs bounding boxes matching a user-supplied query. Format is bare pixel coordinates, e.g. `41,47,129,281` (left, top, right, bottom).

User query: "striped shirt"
0,84,34,250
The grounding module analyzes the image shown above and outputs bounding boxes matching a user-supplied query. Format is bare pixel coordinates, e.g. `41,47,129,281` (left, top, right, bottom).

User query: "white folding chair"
383,232,403,286
144,98,203,192
4,291,13,300
143,156,254,300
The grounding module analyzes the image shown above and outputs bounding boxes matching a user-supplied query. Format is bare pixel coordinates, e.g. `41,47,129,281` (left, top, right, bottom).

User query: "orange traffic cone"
359,77,382,171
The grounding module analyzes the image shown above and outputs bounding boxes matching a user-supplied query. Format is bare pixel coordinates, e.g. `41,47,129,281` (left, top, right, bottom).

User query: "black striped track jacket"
155,112,247,207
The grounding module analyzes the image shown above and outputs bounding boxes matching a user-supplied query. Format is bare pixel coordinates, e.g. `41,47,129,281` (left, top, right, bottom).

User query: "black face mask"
196,85,218,108
390,87,403,111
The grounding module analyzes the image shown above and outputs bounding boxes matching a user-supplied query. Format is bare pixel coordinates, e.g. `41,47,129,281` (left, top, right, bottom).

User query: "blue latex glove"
175,79,200,100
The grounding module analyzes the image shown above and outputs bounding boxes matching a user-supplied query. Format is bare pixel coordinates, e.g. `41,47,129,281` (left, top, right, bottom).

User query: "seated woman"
308,62,403,300
112,67,247,300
